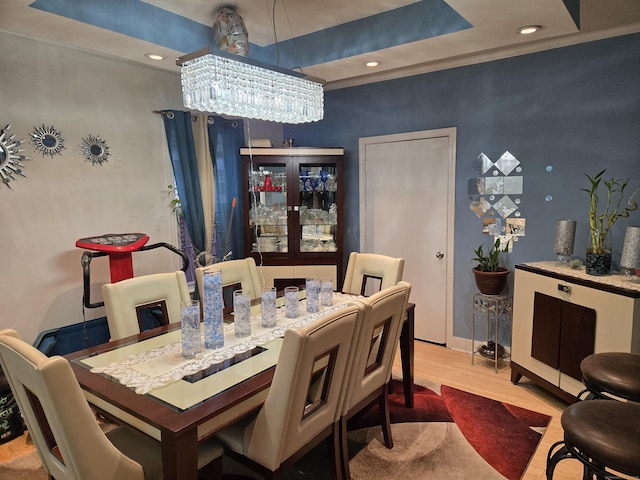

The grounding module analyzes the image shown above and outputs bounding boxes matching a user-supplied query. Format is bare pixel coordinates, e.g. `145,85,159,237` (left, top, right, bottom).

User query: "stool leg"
577,388,596,401
567,444,627,480
546,441,572,480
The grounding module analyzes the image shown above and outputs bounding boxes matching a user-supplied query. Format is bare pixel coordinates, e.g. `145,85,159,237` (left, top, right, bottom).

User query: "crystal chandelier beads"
178,49,324,124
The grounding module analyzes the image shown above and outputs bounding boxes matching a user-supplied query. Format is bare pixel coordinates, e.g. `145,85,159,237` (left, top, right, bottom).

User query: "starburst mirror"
80,135,110,165
30,124,65,158
0,124,30,189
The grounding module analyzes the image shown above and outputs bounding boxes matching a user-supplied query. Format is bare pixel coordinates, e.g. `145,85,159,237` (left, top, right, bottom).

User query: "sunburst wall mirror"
0,124,30,189
80,134,110,165
30,124,65,158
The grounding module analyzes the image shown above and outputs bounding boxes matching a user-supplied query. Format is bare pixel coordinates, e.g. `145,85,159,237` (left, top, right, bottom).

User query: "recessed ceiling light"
145,53,166,61
516,25,542,35
366,61,381,68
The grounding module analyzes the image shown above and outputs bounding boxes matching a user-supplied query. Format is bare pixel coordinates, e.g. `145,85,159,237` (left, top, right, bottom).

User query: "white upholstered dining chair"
101,270,191,341
214,303,362,480
341,252,405,296
339,282,411,479
0,332,223,480
195,257,262,307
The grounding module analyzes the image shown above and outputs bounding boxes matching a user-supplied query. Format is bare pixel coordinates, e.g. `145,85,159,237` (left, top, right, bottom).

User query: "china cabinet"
241,148,343,289
511,262,640,403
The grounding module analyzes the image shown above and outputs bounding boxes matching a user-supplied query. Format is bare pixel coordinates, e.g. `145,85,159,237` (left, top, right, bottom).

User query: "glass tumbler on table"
233,289,251,338
261,287,277,328
202,269,224,349
306,278,319,313
285,286,299,318
320,278,333,306
181,300,201,358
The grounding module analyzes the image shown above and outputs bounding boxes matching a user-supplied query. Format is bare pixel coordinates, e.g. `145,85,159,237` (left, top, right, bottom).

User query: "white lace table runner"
89,293,360,395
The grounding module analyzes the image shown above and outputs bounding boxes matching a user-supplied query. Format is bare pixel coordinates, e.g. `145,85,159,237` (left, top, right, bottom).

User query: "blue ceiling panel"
252,0,472,68
30,0,213,53
30,0,471,71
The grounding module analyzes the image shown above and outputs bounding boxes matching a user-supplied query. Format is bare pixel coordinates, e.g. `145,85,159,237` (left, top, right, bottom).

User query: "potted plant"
582,170,638,275
472,238,510,295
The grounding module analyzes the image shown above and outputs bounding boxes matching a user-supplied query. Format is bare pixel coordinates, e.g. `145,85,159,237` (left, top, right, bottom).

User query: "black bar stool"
546,400,640,479
579,352,640,402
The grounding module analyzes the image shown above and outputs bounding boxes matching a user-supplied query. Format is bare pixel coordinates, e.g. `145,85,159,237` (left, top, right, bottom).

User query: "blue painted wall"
288,33,640,343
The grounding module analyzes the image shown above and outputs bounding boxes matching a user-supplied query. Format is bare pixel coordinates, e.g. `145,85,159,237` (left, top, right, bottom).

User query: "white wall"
0,31,186,343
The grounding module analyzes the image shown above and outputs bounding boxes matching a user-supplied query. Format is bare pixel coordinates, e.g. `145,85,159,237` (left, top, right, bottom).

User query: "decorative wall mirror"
30,124,65,158
468,151,524,242
80,134,110,165
0,124,29,189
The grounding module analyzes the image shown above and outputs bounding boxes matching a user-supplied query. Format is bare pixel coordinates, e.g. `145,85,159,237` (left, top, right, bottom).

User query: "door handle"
436,251,444,259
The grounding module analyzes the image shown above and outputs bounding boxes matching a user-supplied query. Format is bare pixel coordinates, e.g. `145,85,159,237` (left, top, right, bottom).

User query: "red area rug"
349,379,550,480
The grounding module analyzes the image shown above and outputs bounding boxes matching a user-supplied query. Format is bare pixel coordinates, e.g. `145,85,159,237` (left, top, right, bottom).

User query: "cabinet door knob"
436,251,444,259
558,284,571,293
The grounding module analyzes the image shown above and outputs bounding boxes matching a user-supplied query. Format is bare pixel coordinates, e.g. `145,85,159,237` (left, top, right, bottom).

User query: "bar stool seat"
546,400,640,479
580,352,640,402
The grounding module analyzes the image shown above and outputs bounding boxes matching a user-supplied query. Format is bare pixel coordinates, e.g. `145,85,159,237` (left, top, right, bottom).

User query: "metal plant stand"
472,293,513,373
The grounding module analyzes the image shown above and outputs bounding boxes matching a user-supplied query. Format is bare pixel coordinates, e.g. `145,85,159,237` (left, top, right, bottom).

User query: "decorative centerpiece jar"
583,170,638,275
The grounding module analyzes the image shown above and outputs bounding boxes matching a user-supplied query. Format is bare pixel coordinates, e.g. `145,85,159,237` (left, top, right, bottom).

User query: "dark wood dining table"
67,298,415,480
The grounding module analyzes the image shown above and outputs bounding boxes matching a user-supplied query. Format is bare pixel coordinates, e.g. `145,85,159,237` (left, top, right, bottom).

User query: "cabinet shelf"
249,222,288,227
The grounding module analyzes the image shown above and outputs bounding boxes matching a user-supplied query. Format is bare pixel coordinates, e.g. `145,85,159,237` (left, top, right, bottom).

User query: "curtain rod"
152,110,175,119
152,111,240,127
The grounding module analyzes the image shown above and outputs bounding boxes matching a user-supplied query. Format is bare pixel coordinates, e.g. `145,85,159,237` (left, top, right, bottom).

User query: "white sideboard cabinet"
511,262,640,403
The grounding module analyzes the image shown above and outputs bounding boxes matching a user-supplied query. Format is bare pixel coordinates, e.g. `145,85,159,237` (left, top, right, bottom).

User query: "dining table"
67,292,415,480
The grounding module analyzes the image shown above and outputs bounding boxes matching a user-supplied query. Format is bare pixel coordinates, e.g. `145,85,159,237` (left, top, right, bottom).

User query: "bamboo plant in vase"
583,170,638,275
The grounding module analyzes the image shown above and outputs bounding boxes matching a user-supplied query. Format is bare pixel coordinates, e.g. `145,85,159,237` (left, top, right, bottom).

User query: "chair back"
342,282,411,415
342,252,404,296
102,270,191,340
0,329,19,339
244,303,361,471
0,334,143,479
195,257,262,305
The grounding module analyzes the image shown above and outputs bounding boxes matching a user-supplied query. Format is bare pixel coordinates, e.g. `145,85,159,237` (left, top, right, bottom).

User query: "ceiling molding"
325,24,640,91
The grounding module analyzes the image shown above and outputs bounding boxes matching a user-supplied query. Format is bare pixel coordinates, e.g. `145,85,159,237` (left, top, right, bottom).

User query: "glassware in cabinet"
298,163,338,253
247,161,288,254
241,147,344,280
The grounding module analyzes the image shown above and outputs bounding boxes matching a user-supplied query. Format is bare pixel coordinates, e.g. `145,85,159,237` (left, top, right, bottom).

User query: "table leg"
399,304,415,408
162,429,199,480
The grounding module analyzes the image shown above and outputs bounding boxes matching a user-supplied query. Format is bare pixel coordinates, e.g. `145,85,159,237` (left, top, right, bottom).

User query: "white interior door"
359,129,456,344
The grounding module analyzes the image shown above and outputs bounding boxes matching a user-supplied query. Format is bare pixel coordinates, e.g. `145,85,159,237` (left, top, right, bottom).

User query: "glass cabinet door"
298,163,338,253
248,163,288,254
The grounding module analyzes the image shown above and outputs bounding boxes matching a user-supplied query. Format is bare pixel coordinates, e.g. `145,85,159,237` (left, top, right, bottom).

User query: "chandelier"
177,48,324,124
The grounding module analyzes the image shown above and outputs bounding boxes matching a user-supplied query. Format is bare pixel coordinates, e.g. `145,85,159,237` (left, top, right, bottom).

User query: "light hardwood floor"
1,340,589,478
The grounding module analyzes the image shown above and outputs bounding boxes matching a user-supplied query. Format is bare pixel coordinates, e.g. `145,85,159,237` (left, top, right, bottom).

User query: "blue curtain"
207,116,245,261
162,111,207,255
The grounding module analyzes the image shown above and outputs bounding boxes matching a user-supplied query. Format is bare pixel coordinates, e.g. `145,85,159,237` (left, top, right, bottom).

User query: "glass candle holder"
181,300,201,358
620,226,640,283
261,287,277,328
202,269,224,349
284,286,299,318
306,278,319,313
554,220,576,265
233,289,251,338
320,278,333,306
